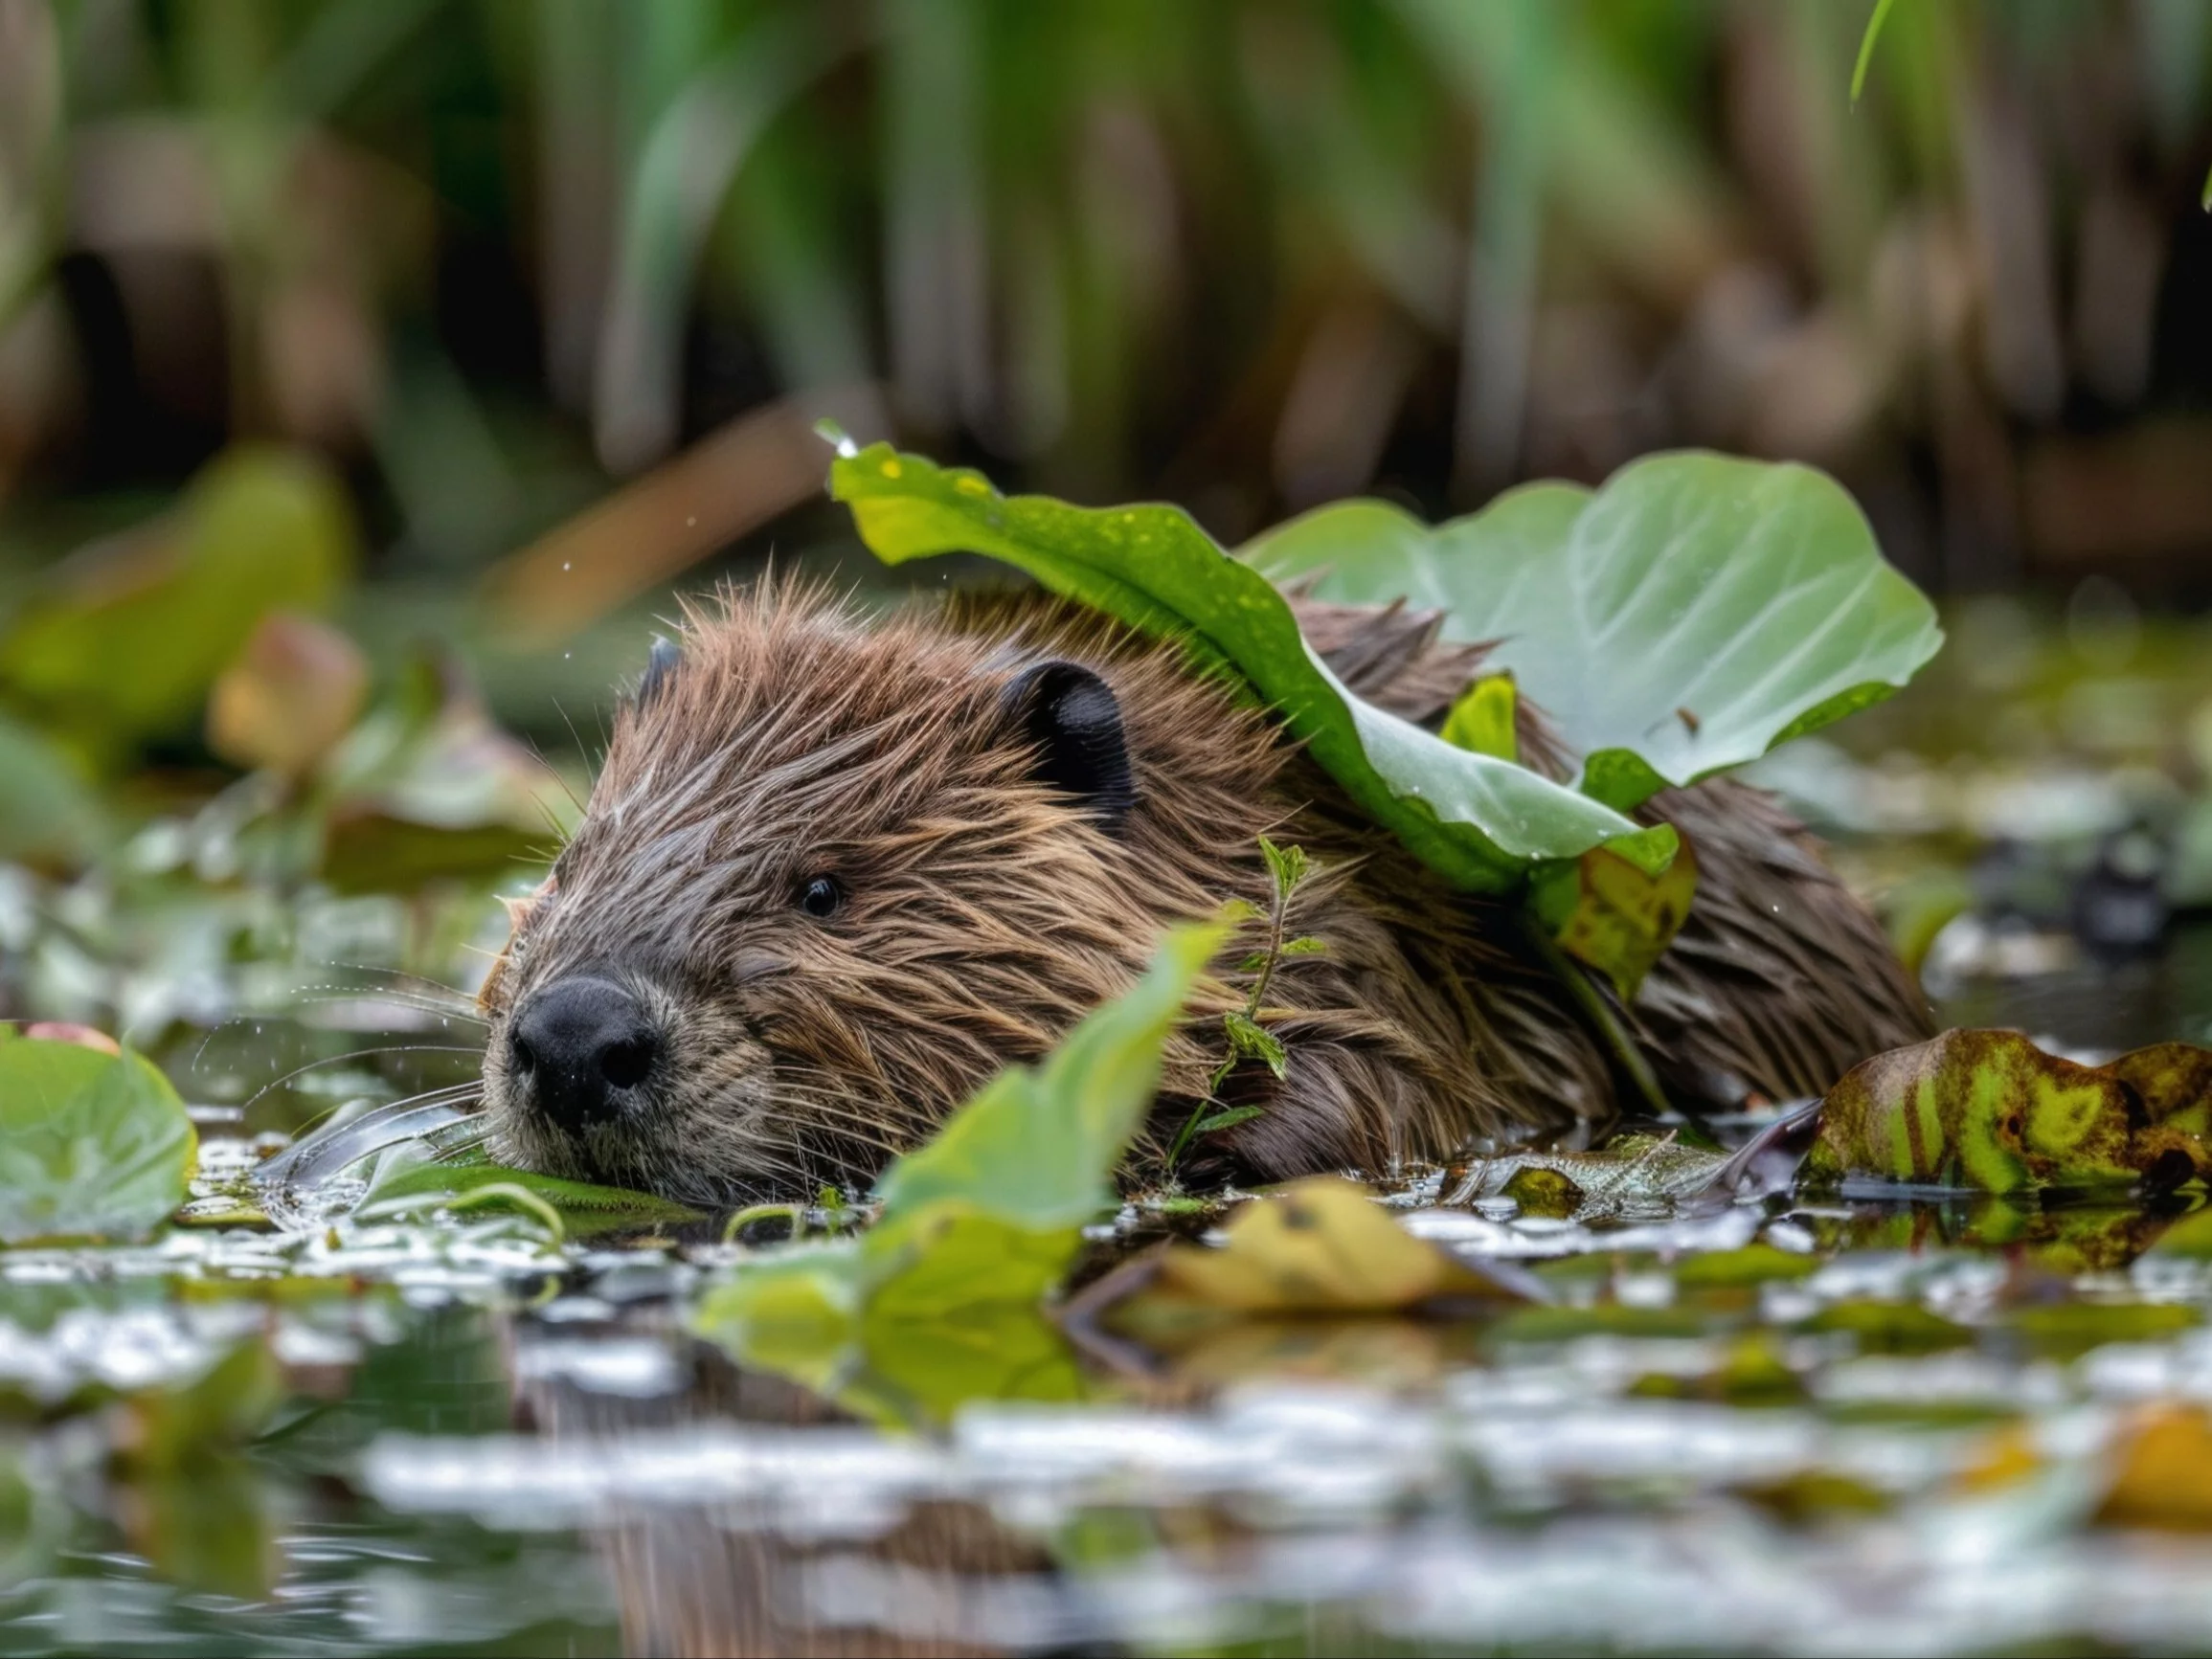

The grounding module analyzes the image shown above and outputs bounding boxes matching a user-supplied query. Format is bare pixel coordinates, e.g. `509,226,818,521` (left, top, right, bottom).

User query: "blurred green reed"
0,0,2206,594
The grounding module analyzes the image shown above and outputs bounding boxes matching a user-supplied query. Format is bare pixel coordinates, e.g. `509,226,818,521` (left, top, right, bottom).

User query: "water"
13,604,2212,1655
8,922,2212,1657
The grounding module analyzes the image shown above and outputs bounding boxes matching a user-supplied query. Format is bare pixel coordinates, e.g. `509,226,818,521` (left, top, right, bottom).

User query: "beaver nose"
508,977,660,1129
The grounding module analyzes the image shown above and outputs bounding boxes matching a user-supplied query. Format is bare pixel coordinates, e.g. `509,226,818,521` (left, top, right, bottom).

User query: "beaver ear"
1001,661,1136,833
636,636,682,709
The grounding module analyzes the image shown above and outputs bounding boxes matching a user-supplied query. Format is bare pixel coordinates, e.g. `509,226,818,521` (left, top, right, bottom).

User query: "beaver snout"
507,976,663,1130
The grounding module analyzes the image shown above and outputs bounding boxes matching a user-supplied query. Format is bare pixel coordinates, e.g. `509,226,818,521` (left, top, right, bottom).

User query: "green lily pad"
0,1035,196,1245
1243,452,1943,810
1805,1029,2212,1195
690,918,1224,1426
827,441,1673,893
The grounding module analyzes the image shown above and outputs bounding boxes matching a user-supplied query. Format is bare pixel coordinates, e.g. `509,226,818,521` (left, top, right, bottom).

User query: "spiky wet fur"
480,580,1930,1207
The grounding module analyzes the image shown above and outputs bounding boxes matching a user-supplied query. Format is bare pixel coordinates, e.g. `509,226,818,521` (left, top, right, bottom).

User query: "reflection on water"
9,926,2212,1653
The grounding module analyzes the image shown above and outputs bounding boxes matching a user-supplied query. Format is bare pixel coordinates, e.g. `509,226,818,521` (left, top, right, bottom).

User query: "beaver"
477,580,1930,1207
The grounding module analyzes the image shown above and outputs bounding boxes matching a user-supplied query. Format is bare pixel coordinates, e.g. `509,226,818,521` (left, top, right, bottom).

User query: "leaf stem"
439,1182,567,1243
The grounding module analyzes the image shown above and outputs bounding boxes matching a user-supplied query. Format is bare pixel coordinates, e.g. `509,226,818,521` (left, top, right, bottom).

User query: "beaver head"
477,584,1268,1208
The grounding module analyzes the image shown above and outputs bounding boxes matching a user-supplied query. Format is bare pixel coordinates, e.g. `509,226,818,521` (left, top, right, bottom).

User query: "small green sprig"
1166,837,1325,1170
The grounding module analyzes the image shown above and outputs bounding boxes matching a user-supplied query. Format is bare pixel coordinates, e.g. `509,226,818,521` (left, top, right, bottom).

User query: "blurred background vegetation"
1,0,2211,1054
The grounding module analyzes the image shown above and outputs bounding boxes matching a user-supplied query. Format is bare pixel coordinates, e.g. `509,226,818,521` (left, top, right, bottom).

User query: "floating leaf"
2009,1300,2200,1358
1530,835,1701,1001
2106,1043,2212,1137
0,1037,195,1244
1804,1029,2212,1195
1628,1334,1805,1406
1799,1298,1974,1356
1673,1243,1820,1288
829,443,1674,893
1114,1177,1537,1317
1244,453,1942,811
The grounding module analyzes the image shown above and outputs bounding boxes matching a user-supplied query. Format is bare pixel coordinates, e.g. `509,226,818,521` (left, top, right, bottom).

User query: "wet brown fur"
480,580,1930,1207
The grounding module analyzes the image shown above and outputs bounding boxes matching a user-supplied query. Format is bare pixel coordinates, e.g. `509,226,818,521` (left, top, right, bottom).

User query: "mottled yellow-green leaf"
1530,835,1701,1001
1805,1028,2200,1195
2106,1042,2212,1136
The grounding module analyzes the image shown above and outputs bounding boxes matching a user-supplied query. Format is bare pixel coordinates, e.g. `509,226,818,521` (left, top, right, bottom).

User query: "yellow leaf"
1151,1177,1529,1313
2095,1405,2212,1531
1532,835,1700,1001
1440,674,1518,763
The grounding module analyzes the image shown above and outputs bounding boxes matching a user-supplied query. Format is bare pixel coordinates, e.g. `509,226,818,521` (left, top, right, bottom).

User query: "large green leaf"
689,919,1223,1425
1244,453,1943,810
0,1035,196,1245
828,442,1673,892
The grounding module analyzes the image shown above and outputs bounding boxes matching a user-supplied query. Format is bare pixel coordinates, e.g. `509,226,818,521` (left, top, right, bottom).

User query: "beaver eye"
797,875,843,919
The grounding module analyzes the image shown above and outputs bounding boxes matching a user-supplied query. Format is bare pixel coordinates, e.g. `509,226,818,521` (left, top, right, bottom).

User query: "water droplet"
686,515,697,527
562,561,572,572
